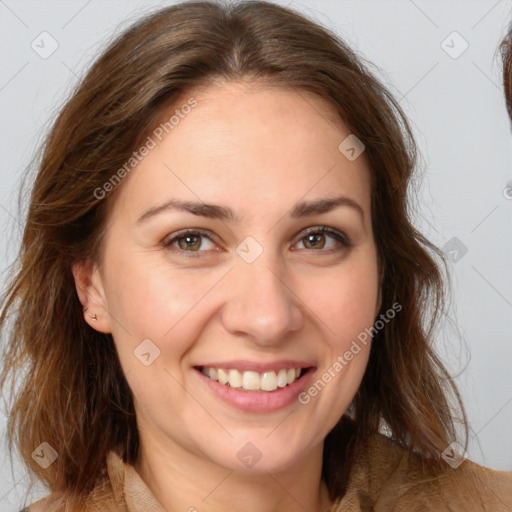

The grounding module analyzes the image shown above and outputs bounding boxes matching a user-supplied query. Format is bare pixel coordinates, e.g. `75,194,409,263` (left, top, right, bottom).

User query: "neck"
133,428,334,512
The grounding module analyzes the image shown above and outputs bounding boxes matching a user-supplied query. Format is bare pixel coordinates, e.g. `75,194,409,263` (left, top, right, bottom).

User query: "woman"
1,1,511,511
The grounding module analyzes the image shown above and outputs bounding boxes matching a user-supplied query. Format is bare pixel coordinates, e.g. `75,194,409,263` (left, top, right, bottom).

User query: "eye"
162,228,216,258
162,226,351,258
293,226,351,253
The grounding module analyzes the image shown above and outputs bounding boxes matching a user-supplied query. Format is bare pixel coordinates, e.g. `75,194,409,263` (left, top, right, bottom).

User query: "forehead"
108,80,372,225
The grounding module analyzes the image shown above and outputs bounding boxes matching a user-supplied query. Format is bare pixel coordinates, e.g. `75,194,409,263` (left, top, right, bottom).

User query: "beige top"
26,433,512,511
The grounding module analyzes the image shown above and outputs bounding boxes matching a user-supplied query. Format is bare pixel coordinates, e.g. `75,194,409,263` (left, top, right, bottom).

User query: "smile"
195,363,315,413
200,366,303,392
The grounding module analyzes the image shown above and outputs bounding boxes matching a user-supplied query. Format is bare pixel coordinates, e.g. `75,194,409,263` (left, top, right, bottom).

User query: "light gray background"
1,0,511,509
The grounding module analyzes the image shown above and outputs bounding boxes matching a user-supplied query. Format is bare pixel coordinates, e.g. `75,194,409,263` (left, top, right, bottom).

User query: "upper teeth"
201,367,302,392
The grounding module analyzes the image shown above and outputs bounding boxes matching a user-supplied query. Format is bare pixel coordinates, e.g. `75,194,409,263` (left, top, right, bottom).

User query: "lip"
193,365,316,413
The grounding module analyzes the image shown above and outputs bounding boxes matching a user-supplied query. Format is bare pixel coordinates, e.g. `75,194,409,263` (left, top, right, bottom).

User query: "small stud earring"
89,312,97,321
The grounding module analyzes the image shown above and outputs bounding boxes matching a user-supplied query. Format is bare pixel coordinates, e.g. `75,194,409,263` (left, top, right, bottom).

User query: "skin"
73,80,381,512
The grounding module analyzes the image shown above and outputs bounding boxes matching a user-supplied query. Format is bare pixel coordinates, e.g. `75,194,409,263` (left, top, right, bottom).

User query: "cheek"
304,254,380,345
103,253,210,415
103,248,211,357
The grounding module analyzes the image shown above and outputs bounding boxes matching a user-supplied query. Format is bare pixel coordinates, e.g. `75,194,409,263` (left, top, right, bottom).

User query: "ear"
72,260,112,334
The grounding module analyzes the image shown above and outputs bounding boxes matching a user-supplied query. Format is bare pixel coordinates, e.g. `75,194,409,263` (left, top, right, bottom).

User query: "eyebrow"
136,195,364,224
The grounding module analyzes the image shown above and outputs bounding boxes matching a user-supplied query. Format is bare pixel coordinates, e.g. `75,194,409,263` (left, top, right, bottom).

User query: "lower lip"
195,368,315,413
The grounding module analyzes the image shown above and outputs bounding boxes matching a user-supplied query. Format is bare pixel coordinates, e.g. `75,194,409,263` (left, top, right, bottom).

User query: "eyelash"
161,226,351,259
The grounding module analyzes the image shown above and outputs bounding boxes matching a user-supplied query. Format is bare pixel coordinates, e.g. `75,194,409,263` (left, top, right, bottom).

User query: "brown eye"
177,234,202,251
162,229,216,257
294,226,350,252
302,232,327,250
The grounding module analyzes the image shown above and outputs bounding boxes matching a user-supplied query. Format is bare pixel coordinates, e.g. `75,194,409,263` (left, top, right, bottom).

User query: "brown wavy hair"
0,0,467,508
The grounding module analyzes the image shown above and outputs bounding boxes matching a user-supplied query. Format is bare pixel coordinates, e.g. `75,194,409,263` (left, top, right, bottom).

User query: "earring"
89,312,98,321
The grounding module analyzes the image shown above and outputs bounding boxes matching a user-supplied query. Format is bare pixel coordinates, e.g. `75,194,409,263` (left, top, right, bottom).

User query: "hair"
1,0,468,508
501,24,512,119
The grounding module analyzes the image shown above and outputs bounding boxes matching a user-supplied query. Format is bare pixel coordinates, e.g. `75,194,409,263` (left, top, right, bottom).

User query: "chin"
205,432,320,475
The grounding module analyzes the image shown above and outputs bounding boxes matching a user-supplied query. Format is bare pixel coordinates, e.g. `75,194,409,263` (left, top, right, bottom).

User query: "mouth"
197,366,309,392
193,363,315,413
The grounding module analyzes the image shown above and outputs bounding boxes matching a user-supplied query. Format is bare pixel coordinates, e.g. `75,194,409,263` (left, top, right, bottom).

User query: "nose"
220,252,304,347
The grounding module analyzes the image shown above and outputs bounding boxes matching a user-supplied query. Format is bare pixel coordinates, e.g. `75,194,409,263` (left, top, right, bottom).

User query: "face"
74,80,381,474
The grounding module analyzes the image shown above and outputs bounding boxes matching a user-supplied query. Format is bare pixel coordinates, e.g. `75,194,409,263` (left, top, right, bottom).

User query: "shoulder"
21,451,128,512
342,432,512,511
19,492,66,512
22,484,126,512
